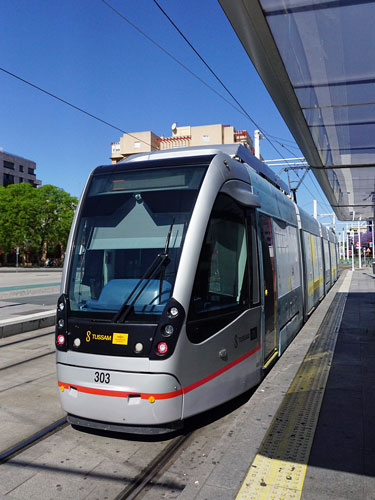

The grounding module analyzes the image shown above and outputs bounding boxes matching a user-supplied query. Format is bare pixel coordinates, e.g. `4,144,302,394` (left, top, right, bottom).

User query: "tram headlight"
134,342,144,353
73,338,81,347
150,298,184,360
56,294,68,351
157,342,168,355
163,324,174,337
57,334,66,346
168,307,179,318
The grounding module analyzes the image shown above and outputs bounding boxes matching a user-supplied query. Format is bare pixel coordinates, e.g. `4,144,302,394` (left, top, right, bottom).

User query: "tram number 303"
94,371,110,384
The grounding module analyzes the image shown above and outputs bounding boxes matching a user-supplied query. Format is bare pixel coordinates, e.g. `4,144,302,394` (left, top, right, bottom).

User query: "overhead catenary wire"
101,0,295,167
265,133,302,147
264,136,319,196
307,170,333,214
151,0,339,205
1,1,302,174
0,65,321,215
0,63,302,189
2,2,312,194
151,0,255,123
0,66,157,151
99,0,250,123
151,0,296,165
268,140,302,155
151,3,340,210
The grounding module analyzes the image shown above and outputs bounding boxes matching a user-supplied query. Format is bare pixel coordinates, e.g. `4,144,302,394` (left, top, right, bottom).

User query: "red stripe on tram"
58,343,261,400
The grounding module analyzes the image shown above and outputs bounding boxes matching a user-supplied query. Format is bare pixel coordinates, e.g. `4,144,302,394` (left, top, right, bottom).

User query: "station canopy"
219,0,375,221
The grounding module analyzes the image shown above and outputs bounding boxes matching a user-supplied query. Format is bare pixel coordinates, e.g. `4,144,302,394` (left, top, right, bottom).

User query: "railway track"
0,327,199,499
0,415,192,500
115,432,191,500
0,417,68,465
0,329,55,372
0,330,54,348
0,350,55,372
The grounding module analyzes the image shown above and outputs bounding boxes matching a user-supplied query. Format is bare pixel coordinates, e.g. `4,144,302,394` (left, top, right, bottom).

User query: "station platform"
0,268,61,337
166,267,375,500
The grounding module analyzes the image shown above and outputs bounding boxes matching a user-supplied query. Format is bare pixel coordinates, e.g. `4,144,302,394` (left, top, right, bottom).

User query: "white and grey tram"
56,144,339,434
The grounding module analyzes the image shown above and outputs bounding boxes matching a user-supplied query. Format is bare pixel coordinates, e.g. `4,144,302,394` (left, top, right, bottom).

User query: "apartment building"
0,150,41,188
110,123,254,163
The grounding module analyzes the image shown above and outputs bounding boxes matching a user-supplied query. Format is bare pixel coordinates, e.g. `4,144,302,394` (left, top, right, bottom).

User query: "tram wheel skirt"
68,413,183,435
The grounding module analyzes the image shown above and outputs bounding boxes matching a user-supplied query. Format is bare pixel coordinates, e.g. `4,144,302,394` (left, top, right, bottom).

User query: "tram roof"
122,143,290,194
219,0,375,221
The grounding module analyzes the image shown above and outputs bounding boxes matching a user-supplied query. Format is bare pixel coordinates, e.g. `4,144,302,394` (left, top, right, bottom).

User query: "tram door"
259,214,277,364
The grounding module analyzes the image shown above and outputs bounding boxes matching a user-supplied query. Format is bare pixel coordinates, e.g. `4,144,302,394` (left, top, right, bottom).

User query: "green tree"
0,183,37,257
34,185,77,263
0,183,77,265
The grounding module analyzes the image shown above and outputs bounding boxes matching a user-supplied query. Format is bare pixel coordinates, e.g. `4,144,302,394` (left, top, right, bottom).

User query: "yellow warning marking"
112,332,129,345
307,274,323,296
238,456,306,500
263,350,278,369
236,283,349,500
309,234,315,270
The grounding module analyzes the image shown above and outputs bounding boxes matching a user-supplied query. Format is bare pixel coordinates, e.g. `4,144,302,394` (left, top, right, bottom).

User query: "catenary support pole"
346,224,349,261
358,219,362,269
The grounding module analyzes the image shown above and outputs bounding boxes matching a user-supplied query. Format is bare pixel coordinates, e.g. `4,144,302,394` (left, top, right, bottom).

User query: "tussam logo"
85,330,112,342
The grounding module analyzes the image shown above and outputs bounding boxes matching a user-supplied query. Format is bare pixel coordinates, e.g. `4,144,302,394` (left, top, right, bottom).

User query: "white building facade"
111,123,254,163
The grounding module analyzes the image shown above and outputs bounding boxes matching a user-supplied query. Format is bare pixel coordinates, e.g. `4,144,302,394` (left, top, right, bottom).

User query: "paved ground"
303,268,375,500
0,268,62,337
0,326,63,452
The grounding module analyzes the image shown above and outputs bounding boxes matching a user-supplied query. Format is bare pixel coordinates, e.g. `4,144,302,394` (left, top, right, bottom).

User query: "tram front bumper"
57,363,183,428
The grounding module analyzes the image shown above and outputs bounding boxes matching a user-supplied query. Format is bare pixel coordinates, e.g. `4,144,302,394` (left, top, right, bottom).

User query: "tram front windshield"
67,164,207,320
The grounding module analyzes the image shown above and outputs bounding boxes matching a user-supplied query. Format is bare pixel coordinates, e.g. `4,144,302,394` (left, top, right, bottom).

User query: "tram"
56,144,339,434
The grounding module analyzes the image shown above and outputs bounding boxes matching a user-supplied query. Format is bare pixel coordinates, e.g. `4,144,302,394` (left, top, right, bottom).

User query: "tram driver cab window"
187,194,253,343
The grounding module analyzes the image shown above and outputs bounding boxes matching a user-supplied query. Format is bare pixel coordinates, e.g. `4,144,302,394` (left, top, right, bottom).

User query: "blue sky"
1,0,346,232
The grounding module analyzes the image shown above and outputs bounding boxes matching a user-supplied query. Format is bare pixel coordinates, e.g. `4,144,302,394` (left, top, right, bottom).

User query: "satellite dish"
171,123,177,133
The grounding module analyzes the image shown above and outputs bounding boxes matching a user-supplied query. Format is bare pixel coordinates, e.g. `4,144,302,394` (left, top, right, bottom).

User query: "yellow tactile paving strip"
236,279,350,500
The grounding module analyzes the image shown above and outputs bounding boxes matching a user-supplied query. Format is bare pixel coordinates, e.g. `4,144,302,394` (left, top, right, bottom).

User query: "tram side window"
187,194,250,343
323,240,331,285
273,220,301,298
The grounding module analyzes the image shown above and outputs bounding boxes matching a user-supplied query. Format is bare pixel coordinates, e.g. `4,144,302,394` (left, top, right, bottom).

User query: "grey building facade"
0,150,41,188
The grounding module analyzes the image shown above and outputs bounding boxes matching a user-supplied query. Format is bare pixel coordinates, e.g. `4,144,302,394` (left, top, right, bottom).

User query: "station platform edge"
178,268,375,500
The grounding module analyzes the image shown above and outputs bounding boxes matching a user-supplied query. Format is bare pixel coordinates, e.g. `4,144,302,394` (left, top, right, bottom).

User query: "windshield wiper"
158,218,174,305
112,221,174,323
78,223,94,304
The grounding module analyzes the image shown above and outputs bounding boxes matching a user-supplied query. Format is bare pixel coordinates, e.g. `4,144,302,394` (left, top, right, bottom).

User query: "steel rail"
0,417,68,465
114,432,192,500
0,330,54,349
0,350,55,372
